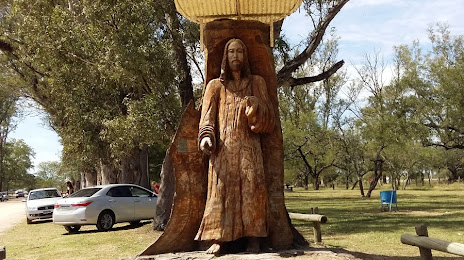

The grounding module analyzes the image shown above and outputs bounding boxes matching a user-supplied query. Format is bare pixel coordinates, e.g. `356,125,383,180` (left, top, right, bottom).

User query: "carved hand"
200,136,214,155
245,96,259,125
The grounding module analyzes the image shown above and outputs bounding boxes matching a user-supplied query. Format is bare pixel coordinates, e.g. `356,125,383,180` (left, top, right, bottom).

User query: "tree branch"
277,0,350,86
288,60,344,88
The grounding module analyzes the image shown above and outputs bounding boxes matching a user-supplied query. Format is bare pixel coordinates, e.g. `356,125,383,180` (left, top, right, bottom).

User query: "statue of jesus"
195,38,275,254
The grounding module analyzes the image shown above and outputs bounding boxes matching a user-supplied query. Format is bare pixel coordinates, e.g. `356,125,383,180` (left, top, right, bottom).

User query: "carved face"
227,40,244,72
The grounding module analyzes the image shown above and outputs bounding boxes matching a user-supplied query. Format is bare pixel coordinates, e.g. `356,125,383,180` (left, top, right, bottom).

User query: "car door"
106,186,135,222
130,186,157,220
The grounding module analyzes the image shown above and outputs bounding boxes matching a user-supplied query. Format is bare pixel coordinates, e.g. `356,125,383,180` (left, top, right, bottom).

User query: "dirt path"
0,198,25,234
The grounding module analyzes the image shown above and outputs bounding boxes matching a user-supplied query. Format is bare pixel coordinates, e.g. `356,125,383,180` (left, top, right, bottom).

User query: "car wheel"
65,225,81,233
26,218,32,224
96,210,115,232
129,220,141,226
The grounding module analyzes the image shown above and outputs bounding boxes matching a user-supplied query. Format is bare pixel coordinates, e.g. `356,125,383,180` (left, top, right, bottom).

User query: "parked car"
15,190,25,198
0,192,8,202
25,188,62,224
53,184,157,233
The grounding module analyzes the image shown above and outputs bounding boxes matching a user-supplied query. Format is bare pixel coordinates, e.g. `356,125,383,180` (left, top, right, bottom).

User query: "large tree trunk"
163,0,194,107
151,0,195,233
82,169,97,188
153,151,175,231
100,160,118,184
139,20,303,257
120,146,150,189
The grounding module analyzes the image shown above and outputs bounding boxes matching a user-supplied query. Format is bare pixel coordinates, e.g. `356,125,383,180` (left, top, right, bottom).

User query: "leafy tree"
35,161,66,191
2,139,34,191
280,34,346,190
396,23,464,151
0,0,194,187
0,86,19,191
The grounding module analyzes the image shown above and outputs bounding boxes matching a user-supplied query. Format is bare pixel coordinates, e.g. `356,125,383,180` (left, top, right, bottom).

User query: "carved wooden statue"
197,38,274,254
138,20,305,258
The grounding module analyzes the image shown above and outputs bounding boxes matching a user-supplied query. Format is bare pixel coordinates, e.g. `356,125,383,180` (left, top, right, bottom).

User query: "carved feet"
206,242,222,255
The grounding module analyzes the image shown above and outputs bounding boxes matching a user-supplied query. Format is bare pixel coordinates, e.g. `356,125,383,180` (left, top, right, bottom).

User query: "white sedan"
53,184,157,233
25,188,63,224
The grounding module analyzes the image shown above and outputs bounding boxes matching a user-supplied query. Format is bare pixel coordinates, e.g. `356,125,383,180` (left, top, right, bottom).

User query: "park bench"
401,224,464,259
289,207,327,243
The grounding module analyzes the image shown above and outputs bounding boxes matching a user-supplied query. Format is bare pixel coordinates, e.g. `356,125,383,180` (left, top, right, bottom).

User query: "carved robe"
195,75,274,242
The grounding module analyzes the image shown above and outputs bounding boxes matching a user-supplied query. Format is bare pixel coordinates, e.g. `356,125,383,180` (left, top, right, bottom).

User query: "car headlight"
27,206,38,211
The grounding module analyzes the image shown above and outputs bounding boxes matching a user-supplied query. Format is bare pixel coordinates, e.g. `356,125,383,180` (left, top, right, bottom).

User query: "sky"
8,0,464,172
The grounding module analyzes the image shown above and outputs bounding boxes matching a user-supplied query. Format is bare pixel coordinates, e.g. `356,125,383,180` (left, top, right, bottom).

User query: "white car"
25,188,63,224
0,192,8,202
53,184,157,233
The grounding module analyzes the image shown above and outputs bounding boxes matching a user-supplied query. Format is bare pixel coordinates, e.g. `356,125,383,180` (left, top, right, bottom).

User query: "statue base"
131,247,375,260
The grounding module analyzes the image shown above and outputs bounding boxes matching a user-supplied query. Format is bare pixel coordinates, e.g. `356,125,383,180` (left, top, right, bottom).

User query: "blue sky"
9,0,464,172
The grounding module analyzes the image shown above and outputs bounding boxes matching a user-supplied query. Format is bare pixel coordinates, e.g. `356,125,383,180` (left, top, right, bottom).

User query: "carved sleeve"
198,79,220,148
250,75,275,134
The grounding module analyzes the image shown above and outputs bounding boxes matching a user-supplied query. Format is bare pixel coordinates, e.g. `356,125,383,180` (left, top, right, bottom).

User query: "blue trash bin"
380,190,398,211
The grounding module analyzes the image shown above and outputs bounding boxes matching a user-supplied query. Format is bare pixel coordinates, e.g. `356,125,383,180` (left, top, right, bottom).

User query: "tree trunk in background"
100,160,118,184
164,0,194,107
120,146,150,189
313,175,320,190
152,0,195,231
358,176,365,197
82,169,97,188
366,159,383,197
304,174,309,190
153,153,175,231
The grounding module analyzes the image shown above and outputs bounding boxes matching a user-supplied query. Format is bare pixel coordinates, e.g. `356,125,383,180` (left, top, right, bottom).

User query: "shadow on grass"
286,192,464,235
61,220,152,235
28,219,53,225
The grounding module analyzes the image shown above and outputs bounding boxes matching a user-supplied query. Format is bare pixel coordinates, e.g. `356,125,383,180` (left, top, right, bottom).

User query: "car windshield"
69,188,101,197
29,189,61,200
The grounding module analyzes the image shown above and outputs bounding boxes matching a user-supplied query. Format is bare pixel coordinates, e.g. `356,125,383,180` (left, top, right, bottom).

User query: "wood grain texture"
201,20,296,250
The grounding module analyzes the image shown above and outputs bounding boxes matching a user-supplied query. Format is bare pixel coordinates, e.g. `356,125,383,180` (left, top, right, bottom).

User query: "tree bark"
120,146,150,189
313,175,320,190
153,151,175,231
366,159,383,197
358,176,365,197
163,0,194,107
99,160,118,184
82,169,97,188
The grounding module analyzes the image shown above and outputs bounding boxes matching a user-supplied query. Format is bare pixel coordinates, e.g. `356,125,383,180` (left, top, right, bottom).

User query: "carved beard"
229,60,242,72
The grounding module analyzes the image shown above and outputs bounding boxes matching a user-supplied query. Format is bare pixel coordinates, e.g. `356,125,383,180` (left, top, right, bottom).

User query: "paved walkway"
0,198,25,234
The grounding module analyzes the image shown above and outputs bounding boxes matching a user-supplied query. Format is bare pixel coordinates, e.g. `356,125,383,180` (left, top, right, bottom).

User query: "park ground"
0,182,463,259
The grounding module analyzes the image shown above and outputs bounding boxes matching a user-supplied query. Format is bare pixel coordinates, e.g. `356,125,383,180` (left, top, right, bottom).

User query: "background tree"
280,34,347,190
0,0,197,188
2,139,34,191
0,83,19,191
35,161,65,191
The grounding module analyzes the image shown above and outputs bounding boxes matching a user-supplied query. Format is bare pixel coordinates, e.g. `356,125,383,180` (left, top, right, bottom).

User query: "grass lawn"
286,183,464,258
1,183,463,259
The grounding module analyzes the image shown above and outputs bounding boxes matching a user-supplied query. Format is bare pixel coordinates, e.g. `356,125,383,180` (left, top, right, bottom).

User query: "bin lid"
174,0,303,24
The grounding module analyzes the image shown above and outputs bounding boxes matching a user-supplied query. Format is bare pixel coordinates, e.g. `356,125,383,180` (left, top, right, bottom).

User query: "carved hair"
219,38,251,83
